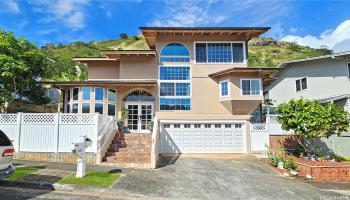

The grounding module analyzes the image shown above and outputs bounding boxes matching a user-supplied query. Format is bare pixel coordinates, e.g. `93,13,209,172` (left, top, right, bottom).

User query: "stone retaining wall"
14,152,96,164
297,162,350,182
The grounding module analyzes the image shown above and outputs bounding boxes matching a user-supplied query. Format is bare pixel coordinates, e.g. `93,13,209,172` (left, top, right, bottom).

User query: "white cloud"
282,19,350,52
29,0,90,30
1,0,20,14
149,1,226,27
289,27,298,33
149,0,289,29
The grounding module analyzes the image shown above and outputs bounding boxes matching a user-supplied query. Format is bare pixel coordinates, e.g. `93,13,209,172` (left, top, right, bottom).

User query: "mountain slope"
42,36,332,81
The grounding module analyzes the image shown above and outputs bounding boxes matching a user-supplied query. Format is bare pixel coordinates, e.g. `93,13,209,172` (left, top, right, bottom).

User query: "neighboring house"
265,51,350,113
45,27,277,159
264,52,350,157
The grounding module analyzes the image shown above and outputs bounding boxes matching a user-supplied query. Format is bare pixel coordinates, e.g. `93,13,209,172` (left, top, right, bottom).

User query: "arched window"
160,43,190,62
123,90,154,101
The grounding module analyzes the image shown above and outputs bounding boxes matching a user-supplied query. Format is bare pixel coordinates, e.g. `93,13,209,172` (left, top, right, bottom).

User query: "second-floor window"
219,80,229,97
241,79,261,96
195,42,245,63
295,77,307,92
160,43,190,63
159,66,191,110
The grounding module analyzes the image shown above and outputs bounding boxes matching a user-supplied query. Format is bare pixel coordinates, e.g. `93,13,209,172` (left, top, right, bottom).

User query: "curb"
0,179,114,193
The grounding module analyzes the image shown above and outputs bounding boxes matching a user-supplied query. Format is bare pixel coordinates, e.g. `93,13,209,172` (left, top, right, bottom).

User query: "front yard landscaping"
267,99,350,182
7,166,39,180
58,172,119,188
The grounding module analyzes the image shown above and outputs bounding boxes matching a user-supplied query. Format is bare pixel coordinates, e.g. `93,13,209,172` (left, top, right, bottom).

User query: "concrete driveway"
113,155,346,200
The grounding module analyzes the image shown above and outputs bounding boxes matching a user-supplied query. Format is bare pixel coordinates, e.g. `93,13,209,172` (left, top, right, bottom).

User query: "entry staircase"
102,132,152,168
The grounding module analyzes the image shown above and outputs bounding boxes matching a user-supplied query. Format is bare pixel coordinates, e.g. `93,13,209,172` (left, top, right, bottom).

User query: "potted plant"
146,120,153,131
121,107,129,126
117,119,124,132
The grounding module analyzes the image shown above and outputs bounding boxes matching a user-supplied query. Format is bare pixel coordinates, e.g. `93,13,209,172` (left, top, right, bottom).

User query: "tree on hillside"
276,99,349,153
119,33,128,39
0,29,50,112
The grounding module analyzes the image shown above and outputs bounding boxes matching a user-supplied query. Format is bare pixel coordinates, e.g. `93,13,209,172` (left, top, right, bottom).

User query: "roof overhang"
72,57,118,63
277,51,350,68
208,67,279,86
41,80,157,88
101,50,156,57
140,27,271,48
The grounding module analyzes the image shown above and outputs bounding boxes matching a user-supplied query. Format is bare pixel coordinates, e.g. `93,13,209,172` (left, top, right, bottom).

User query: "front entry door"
126,102,153,133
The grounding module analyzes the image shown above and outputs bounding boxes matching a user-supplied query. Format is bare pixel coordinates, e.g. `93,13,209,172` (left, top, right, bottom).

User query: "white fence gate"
0,113,115,153
251,123,269,152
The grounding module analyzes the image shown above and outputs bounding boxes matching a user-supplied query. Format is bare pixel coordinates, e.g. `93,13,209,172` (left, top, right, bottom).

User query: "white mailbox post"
72,136,92,178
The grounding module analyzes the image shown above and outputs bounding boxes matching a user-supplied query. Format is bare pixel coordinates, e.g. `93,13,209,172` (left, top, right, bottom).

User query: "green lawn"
58,172,119,188
7,167,39,180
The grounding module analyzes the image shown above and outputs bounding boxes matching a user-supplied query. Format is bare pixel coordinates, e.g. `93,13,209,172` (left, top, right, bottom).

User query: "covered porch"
42,80,157,133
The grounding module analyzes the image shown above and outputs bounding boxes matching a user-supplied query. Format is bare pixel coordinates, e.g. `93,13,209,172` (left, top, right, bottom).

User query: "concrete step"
107,146,150,152
105,151,151,157
109,143,151,149
99,162,151,169
106,156,151,163
111,140,151,145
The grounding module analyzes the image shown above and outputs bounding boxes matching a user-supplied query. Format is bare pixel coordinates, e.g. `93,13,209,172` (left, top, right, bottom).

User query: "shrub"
277,99,350,154
284,159,297,170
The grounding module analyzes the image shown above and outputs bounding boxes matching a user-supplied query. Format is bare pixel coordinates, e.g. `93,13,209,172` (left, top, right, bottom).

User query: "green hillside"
42,36,332,81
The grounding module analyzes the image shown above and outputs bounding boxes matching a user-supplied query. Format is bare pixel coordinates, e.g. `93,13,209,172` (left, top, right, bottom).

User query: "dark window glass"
123,90,154,101
195,43,207,63
72,103,78,113
82,103,90,113
242,80,251,95
301,78,307,90
296,79,301,92
67,90,71,101
95,88,104,101
108,89,116,102
207,43,232,63
232,43,244,63
0,130,12,146
108,104,116,116
221,81,228,96
160,43,190,63
95,103,103,114
348,63,350,78
175,83,191,96
159,66,190,80
160,83,175,96
160,98,191,111
73,88,79,100
82,87,90,100
251,80,260,95
66,104,70,113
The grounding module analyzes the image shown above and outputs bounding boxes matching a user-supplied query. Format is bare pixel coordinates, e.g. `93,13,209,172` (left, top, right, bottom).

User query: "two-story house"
46,27,277,167
265,51,350,113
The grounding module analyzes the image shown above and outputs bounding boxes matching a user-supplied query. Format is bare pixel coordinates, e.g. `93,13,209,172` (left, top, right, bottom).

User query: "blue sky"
1,0,350,52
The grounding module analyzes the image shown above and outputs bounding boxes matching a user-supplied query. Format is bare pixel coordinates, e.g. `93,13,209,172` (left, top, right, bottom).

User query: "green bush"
284,159,297,170
267,152,297,170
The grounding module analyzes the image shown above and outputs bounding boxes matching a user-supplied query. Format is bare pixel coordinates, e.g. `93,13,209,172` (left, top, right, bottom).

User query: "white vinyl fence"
0,113,116,153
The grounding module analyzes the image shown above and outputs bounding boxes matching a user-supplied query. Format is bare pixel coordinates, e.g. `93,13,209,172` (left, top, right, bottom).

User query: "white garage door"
160,122,245,153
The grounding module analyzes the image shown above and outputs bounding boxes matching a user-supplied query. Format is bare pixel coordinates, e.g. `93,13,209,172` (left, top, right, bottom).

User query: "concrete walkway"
113,155,348,200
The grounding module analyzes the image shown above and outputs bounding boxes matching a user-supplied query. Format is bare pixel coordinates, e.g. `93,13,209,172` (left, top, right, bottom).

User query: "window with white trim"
107,89,116,116
241,79,261,96
295,77,307,92
159,66,191,110
160,43,190,62
219,80,229,97
195,42,245,63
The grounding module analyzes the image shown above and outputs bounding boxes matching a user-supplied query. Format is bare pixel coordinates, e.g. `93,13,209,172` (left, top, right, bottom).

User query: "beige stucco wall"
87,60,120,80
77,34,263,121
119,56,156,79
153,34,261,120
